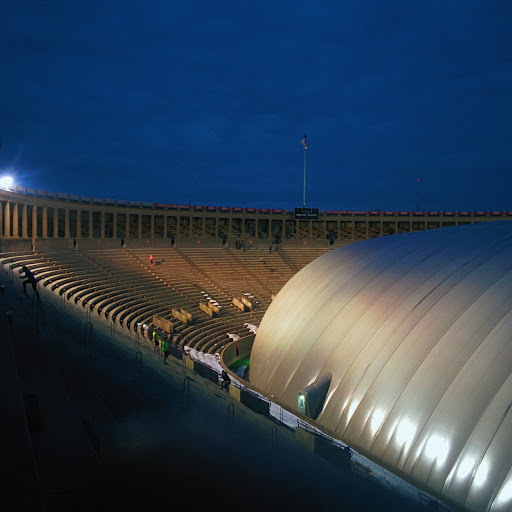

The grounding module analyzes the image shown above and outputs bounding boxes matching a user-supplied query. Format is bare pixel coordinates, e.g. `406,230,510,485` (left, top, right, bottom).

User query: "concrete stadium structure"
1,186,512,250
250,221,512,512
2,184,512,511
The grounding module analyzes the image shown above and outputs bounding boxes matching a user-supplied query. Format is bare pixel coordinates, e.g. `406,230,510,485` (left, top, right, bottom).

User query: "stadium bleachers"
1,246,330,354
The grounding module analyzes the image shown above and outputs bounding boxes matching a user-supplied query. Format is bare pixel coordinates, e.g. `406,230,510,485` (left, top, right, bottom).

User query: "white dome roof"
250,221,512,512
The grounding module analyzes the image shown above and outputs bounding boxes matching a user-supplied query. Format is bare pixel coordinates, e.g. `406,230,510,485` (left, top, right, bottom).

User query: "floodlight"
0,176,14,190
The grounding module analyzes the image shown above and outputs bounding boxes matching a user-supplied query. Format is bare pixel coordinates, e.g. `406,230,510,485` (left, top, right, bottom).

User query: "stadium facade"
250,221,512,512
1,186,512,249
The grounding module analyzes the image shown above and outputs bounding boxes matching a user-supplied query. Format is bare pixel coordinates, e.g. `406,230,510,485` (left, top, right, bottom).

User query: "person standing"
149,253,154,265
152,330,159,351
162,336,169,364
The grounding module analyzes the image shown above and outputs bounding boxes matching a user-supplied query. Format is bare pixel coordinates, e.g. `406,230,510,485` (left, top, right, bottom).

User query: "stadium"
1,184,512,512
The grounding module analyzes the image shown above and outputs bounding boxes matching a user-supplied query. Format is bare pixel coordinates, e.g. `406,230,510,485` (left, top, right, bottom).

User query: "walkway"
0,264,421,512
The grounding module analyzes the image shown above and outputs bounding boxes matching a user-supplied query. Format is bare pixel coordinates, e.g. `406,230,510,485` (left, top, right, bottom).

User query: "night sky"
1,1,511,212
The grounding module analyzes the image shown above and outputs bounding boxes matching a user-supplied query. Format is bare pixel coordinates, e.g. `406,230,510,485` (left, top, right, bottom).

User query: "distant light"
0,176,14,189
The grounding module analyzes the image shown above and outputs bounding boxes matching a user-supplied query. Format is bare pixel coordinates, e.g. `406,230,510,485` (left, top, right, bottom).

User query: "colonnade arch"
1,188,510,250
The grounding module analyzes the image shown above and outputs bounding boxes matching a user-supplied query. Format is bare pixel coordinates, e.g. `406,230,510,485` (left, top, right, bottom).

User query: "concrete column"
228,217,232,238
64,209,70,238
113,212,117,239
77,210,81,238
125,213,129,239
365,221,369,239
32,205,38,238
138,214,142,239
164,215,168,239
12,203,19,237
176,216,180,239
53,207,58,237
100,211,105,238
351,220,354,241
42,207,48,238
4,202,11,237
22,204,28,238
281,218,285,243
150,214,154,238
202,216,205,237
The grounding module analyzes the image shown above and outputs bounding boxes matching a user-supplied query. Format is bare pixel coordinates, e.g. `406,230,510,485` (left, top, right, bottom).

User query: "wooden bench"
199,301,221,317
232,297,249,312
172,308,193,325
153,315,174,334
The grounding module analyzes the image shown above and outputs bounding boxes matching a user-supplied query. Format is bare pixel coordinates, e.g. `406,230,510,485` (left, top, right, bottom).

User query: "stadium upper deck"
1,186,511,250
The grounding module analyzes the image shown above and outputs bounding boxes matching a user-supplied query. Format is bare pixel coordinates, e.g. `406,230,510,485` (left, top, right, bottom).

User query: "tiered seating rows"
1,247,328,353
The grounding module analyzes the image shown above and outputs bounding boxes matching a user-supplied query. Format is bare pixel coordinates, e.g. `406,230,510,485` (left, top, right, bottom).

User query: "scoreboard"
294,207,319,220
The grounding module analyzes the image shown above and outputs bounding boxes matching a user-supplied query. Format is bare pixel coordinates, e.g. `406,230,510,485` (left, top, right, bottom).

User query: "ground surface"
1,264,423,512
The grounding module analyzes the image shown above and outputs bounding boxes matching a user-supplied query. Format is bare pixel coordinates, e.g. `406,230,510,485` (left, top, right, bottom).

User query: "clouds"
1,1,511,210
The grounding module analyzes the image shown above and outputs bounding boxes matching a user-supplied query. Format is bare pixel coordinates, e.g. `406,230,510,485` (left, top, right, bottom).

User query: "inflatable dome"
250,221,512,512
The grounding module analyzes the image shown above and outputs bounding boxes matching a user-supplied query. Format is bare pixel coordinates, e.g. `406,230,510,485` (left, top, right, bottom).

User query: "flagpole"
303,146,306,208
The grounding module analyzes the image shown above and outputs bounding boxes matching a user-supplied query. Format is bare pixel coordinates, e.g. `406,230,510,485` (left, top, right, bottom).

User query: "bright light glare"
346,400,359,423
424,434,449,465
0,176,14,189
473,460,489,487
457,457,475,479
370,409,385,435
496,479,512,505
396,418,416,447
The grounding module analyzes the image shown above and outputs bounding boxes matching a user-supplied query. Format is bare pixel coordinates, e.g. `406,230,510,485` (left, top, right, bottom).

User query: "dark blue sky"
1,1,511,211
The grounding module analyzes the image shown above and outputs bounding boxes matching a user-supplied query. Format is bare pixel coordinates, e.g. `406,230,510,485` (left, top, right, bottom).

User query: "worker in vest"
152,330,159,351
162,336,169,364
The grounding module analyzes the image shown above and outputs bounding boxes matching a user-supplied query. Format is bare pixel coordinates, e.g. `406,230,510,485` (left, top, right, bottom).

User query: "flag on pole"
301,133,308,150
